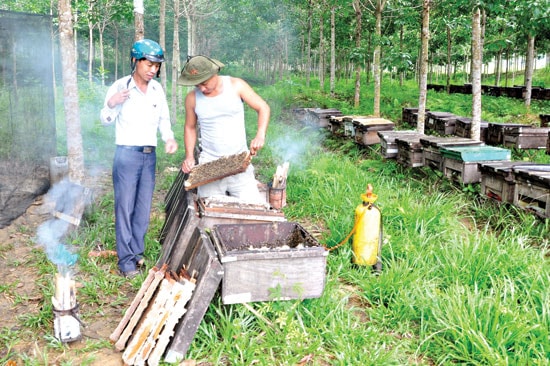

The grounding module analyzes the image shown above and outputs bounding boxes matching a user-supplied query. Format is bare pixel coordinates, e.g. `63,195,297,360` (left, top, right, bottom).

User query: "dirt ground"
0,169,135,365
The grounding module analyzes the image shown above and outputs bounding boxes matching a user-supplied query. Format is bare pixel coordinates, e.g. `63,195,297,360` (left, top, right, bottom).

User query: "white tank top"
195,76,248,162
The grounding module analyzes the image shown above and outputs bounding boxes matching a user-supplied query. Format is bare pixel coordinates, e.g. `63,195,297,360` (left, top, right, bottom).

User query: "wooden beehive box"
454,117,488,141
503,86,524,99
396,134,425,168
426,111,456,134
158,172,286,267
196,195,286,228
530,87,547,100
343,116,356,138
479,161,538,203
440,145,511,184
292,108,312,124
307,108,343,128
401,107,430,125
512,165,550,218
420,136,484,171
353,117,395,146
210,222,328,304
339,115,368,138
328,115,345,135
377,130,420,159
502,125,550,149
433,115,458,135
486,122,525,146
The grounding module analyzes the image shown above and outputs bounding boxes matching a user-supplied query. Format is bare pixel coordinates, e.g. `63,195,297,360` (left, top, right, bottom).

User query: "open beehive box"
196,195,286,227
328,115,346,135
210,222,328,305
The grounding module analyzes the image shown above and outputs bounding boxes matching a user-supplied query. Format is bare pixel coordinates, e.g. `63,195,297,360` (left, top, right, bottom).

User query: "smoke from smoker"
35,179,82,273
269,125,325,170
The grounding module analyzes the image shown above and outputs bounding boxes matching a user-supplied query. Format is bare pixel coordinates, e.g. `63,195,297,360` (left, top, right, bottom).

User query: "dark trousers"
112,147,156,272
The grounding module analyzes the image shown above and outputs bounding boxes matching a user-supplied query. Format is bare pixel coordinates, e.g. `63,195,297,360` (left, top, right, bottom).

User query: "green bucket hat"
178,55,225,86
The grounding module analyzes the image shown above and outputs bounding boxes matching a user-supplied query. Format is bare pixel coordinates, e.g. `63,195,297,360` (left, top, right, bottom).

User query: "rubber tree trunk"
58,0,85,183
417,0,430,134
470,7,482,142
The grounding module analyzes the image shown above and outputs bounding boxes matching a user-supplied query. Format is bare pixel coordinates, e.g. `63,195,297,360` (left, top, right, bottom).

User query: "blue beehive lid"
441,145,511,162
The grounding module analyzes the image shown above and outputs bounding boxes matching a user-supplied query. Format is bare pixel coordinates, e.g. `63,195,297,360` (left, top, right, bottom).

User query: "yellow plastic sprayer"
324,184,383,271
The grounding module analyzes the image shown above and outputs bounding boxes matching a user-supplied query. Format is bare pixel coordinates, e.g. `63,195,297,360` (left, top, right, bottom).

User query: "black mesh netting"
0,10,57,228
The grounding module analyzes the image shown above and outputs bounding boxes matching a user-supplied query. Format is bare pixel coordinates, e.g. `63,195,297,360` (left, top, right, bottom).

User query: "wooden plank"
122,278,176,364
158,212,201,270
156,194,200,268
159,173,190,246
109,265,165,343
147,279,195,366
164,170,186,215
164,229,224,363
114,267,167,351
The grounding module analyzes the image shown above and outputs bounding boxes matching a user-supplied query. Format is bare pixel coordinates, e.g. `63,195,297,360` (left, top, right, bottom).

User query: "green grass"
4,70,550,364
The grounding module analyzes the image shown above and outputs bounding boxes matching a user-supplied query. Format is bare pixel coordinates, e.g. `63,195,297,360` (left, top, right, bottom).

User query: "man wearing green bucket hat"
178,55,270,203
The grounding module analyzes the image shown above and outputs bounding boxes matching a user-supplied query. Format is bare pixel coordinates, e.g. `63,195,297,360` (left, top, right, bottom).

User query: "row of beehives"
401,107,550,151
293,107,550,219
427,83,550,101
294,106,550,152
293,107,396,146
376,129,550,219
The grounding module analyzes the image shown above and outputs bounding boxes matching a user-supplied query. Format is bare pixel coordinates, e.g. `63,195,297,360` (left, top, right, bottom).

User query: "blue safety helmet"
130,39,165,77
131,39,165,63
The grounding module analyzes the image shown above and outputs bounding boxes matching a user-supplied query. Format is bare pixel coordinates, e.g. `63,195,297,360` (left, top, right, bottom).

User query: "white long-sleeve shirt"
100,75,174,146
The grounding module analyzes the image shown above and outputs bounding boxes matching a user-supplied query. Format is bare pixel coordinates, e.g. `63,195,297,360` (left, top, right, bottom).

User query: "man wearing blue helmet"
100,39,178,279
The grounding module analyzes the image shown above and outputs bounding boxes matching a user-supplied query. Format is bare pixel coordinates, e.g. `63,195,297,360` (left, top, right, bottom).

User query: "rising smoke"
35,179,88,272
268,125,326,170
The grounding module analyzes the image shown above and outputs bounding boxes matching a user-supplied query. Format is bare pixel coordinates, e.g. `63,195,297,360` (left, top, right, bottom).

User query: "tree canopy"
1,0,548,89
